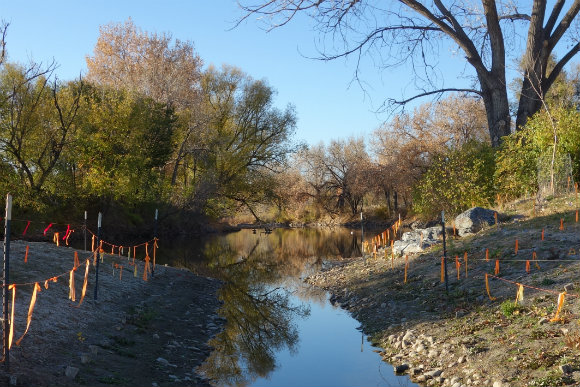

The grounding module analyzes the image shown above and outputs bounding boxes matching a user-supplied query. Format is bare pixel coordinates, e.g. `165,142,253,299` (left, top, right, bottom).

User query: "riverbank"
306,198,580,387
0,240,223,387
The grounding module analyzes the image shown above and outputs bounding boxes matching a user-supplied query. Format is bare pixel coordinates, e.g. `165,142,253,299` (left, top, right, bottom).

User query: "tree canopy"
240,0,580,146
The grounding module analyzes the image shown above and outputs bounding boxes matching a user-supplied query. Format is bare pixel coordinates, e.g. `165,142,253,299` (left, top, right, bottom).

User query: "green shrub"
412,140,496,218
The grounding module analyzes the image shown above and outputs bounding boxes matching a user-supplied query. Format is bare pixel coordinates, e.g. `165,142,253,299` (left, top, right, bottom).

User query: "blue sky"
2,0,398,146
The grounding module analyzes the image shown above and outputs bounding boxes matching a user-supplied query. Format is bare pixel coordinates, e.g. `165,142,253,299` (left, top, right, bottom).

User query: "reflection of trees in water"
157,228,367,385
198,238,309,386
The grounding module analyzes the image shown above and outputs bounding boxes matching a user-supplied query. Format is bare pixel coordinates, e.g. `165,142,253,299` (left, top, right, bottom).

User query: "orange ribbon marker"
576,210,579,223
24,245,29,263
494,259,500,275
550,292,566,322
455,255,461,280
494,212,498,226
404,255,409,284
515,283,524,304
515,239,519,255
441,257,445,283
16,282,41,346
143,256,151,281
541,229,545,241
464,252,468,277
533,251,541,269
22,221,30,236
526,260,530,273
485,248,489,262
77,259,90,307
69,269,76,301
560,218,564,231
485,274,496,300
74,251,79,268
91,235,95,251
8,284,15,349
53,232,60,247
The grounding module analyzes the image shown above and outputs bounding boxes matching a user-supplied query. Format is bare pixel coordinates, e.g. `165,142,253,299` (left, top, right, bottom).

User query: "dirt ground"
0,240,223,387
307,197,580,387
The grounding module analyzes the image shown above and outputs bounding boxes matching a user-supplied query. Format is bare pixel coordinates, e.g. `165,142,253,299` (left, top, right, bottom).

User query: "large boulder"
454,207,496,236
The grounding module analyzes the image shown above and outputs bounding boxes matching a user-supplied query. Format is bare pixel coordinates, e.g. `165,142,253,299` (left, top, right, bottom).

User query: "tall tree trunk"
480,81,511,147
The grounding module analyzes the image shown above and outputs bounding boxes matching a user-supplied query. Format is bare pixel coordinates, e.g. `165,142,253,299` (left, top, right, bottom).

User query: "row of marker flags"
365,212,579,323
3,219,158,351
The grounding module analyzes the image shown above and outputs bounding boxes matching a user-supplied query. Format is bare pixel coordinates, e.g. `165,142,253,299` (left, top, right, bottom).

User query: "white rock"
65,366,79,379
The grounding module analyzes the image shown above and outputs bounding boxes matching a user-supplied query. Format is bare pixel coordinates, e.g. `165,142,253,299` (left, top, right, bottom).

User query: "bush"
412,140,496,218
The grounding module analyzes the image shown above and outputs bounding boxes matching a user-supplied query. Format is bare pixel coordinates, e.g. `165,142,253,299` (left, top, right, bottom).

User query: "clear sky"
2,0,401,146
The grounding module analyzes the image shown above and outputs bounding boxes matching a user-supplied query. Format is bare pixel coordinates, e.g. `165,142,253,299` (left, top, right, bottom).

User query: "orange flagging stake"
485,248,489,262
16,282,41,346
53,232,60,247
8,284,15,350
24,245,29,263
526,260,530,273
550,292,567,322
560,218,564,231
494,212,498,226
495,259,500,275
515,239,519,255
91,235,95,252
74,251,79,268
69,269,76,301
541,229,545,241
441,257,445,283
515,283,524,304
77,259,90,307
464,251,468,277
485,274,496,300
533,251,541,269
143,256,151,281
455,255,461,280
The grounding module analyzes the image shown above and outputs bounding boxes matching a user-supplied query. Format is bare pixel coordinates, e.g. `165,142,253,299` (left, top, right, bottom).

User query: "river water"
160,228,416,387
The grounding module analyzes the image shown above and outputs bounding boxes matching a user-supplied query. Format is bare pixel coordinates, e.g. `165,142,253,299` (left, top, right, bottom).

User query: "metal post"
83,211,87,251
152,209,158,277
441,211,449,294
3,194,12,369
360,212,365,261
94,213,102,300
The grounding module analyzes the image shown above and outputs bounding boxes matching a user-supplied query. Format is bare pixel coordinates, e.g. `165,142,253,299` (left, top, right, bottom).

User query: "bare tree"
239,0,580,146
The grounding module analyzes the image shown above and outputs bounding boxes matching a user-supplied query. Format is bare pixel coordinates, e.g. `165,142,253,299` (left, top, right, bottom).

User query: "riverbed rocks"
393,226,442,256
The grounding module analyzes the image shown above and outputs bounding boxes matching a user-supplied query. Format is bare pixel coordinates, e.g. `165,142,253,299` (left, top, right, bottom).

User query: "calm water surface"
159,228,417,387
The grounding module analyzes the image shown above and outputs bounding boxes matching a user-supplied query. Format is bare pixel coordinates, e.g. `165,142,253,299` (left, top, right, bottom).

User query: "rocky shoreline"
306,206,580,387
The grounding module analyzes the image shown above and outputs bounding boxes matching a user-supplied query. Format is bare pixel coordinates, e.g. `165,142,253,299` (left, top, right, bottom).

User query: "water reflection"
157,228,389,387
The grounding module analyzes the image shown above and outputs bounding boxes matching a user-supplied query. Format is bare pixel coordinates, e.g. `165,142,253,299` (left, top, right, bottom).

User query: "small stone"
156,357,170,367
457,356,465,364
395,364,410,373
425,369,443,379
560,364,573,374
416,375,427,382
451,383,461,387
493,381,503,387
416,344,426,353
564,283,575,292
65,366,79,379
153,333,160,339
152,383,158,387
9,375,17,386
88,345,99,355
539,317,549,325
80,353,91,364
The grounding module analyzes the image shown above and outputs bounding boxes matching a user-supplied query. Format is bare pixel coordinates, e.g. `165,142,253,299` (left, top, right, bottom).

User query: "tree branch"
387,88,482,105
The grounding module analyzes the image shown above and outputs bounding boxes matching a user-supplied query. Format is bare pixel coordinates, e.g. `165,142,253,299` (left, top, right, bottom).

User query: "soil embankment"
0,240,222,386
307,199,580,387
